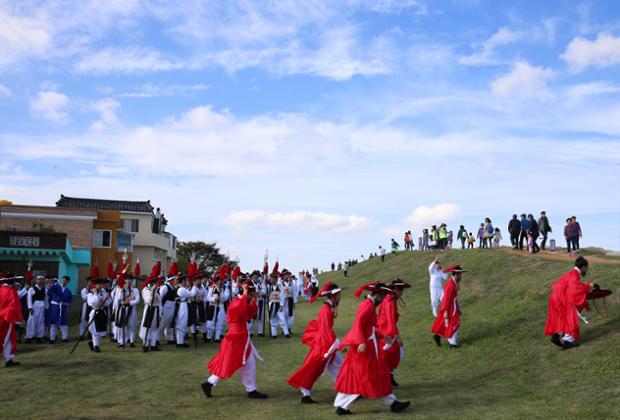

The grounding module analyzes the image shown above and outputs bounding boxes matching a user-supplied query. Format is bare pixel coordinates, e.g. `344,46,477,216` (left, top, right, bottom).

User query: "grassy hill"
1,249,618,419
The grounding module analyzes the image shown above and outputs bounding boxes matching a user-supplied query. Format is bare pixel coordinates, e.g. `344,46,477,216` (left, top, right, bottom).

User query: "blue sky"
1,0,619,271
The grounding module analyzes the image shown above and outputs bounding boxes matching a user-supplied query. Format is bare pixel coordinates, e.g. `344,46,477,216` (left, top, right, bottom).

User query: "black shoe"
550,334,562,347
201,381,213,398
88,341,94,351
250,334,254,337
390,400,411,413
5,360,20,368
336,407,352,415
177,343,190,348
433,335,441,347
79,335,85,341
49,339,56,345
62,339,70,343
449,344,459,349
167,340,175,345
143,346,149,352
151,346,161,351
285,335,291,339
214,339,221,343
94,346,101,353
247,390,268,399
130,343,136,348
157,341,161,346
118,344,125,348
25,338,32,344
562,341,580,350
203,334,208,343
36,338,43,344
258,333,265,337
301,396,316,404
271,335,277,339
391,374,399,387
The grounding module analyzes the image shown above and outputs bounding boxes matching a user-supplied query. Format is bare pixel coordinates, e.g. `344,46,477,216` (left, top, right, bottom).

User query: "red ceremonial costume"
544,267,592,341
335,296,392,398
1,282,24,362
288,300,340,391
208,295,258,378
377,295,401,372
431,277,460,339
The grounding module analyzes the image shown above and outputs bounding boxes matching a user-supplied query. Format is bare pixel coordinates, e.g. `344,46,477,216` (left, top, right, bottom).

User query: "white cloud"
0,83,12,97
118,83,210,98
74,47,179,74
405,203,461,228
0,9,51,69
29,91,70,124
561,33,620,72
563,82,620,101
221,210,374,234
460,27,521,66
91,98,121,130
490,61,554,98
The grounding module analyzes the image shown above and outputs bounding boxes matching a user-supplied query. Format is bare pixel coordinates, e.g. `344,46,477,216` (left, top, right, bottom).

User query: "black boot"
390,400,411,413
336,407,352,415
301,396,316,404
562,341,580,350
550,334,562,347
203,334,208,343
247,390,268,399
94,346,101,353
143,346,149,352
201,381,213,398
433,334,441,347
391,373,399,387
88,341,94,352
5,360,20,368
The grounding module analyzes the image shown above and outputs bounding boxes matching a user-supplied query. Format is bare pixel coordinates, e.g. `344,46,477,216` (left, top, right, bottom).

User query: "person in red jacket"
1,272,25,368
333,282,410,415
544,257,593,350
288,282,343,404
377,278,411,387
431,265,467,348
201,280,268,399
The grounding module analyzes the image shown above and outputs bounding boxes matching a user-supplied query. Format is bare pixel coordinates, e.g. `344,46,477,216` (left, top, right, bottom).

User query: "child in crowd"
527,231,534,254
493,228,502,248
467,232,475,249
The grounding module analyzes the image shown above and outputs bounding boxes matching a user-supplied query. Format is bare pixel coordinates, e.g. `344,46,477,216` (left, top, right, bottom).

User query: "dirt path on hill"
498,248,620,265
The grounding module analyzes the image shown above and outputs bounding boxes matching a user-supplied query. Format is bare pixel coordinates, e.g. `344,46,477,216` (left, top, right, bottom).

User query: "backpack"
486,224,494,234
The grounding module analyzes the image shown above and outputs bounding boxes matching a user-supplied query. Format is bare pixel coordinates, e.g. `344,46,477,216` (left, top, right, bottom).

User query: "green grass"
1,249,619,419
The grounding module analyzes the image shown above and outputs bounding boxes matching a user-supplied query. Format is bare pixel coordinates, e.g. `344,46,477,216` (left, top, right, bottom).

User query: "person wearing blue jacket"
519,214,531,250
47,276,72,343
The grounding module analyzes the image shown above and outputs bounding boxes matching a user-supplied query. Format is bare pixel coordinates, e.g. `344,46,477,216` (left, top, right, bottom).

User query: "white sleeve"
27,288,34,309
142,288,152,306
81,288,89,301
130,289,140,306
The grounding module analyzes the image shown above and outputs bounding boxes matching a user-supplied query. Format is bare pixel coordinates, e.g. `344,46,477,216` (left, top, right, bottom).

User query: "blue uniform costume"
47,283,72,342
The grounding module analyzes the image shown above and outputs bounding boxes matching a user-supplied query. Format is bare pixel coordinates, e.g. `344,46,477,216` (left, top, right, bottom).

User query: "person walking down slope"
538,211,552,250
428,255,448,317
431,265,467,348
508,214,521,250
457,225,467,250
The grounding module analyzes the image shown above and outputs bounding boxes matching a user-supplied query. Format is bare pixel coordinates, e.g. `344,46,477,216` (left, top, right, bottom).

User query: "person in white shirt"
158,277,178,344
206,278,230,342
175,275,198,348
428,255,448,317
25,276,47,343
267,273,289,338
279,271,297,334
87,279,111,353
139,277,161,352
247,272,267,337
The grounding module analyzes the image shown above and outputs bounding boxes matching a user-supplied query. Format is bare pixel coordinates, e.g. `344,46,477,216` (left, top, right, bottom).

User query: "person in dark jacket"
527,214,540,253
508,215,521,250
519,214,530,250
538,211,552,250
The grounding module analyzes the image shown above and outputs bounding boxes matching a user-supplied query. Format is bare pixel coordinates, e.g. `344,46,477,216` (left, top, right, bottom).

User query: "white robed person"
428,255,448,317
206,277,230,342
78,278,90,339
159,276,178,344
87,278,111,353
25,275,47,343
140,276,162,352
175,275,198,347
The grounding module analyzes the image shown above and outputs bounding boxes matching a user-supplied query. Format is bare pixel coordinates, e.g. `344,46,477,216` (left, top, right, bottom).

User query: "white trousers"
208,354,257,392
287,313,295,331
301,352,344,396
430,286,444,317
26,306,46,338
50,325,69,340
270,309,289,336
334,392,396,410
448,330,459,345
562,333,575,343
3,323,14,361
160,304,176,341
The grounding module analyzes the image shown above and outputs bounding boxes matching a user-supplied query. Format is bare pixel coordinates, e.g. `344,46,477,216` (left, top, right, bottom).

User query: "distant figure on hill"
527,214,540,254
538,211,552,250
379,246,386,262
457,225,467,249
331,262,335,271
519,214,530,250
447,231,453,250
564,218,579,254
438,224,448,250
477,224,485,249
390,239,399,254
422,229,430,251
428,255,448,317
572,216,582,251
483,218,493,248
508,214,521,250
493,228,502,248
467,232,475,249
544,257,593,350
343,262,349,278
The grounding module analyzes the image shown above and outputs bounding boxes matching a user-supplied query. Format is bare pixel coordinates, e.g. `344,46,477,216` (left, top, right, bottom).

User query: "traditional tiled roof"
56,195,154,214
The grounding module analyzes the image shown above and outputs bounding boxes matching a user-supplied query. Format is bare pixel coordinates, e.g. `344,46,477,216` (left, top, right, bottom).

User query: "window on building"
123,219,139,233
116,231,134,252
93,230,111,248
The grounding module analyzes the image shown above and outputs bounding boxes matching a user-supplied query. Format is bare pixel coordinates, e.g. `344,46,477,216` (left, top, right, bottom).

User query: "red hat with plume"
444,264,467,273
167,260,179,277
354,281,395,298
308,282,342,303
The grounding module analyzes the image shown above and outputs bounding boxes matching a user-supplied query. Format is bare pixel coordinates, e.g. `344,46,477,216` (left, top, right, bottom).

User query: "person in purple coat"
47,276,72,343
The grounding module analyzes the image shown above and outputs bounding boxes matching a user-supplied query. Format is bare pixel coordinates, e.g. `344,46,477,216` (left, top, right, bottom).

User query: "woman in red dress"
333,282,410,415
431,265,466,348
288,282,343,403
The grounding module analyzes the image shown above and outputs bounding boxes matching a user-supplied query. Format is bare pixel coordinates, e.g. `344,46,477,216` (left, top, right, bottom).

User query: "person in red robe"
201,279,268,399
288,282,343,404
431,265,466,348
544,257,593,350
1,272,25,367
377,278,411,387
333,282,410,415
